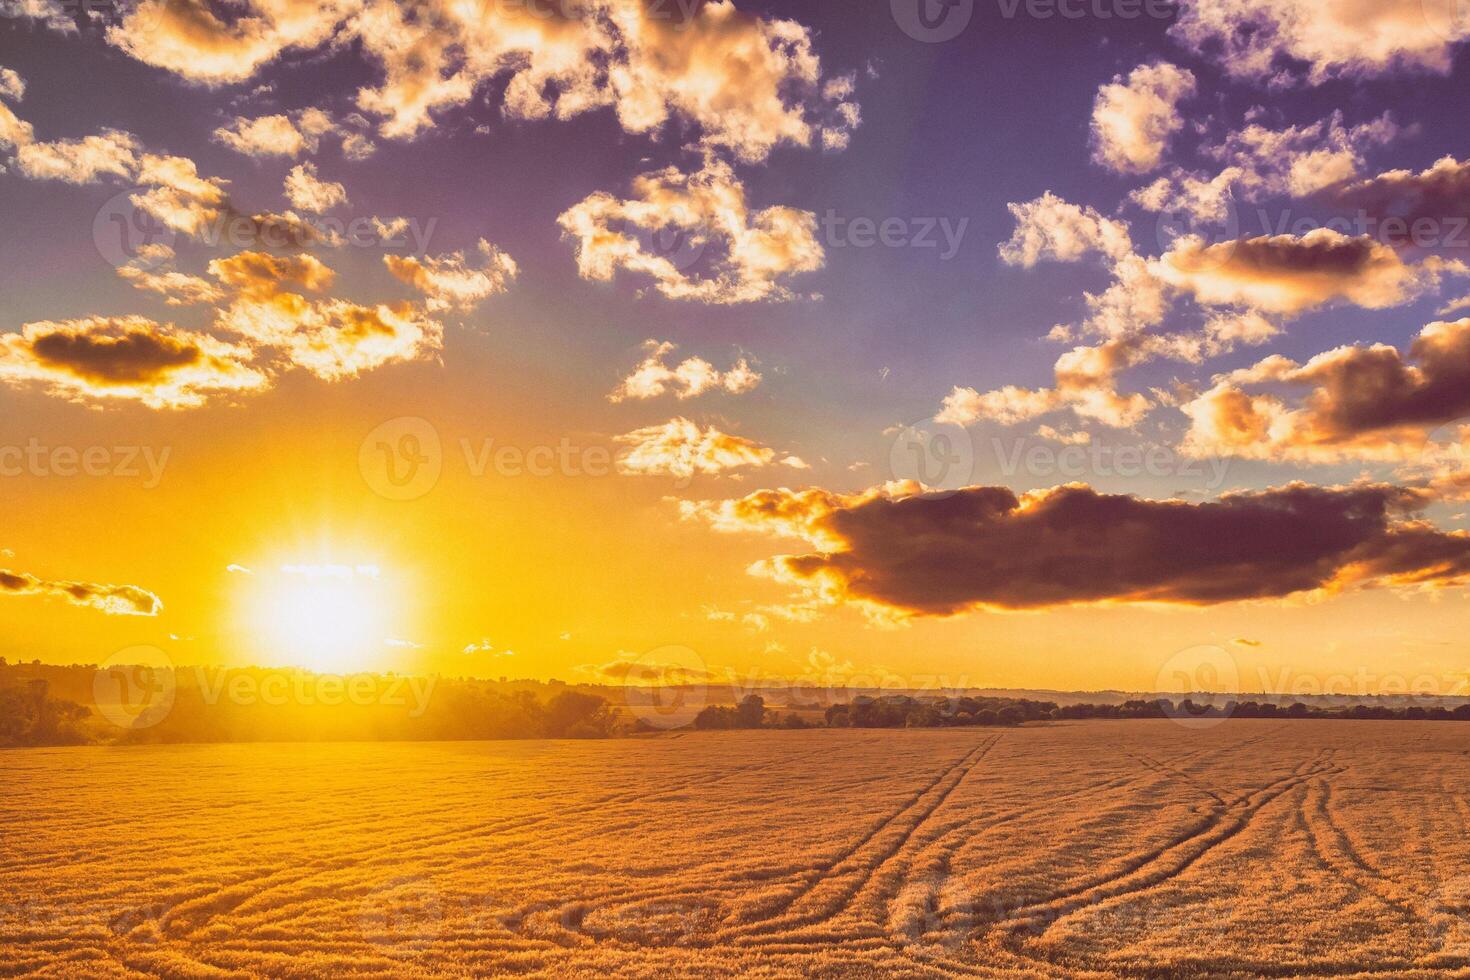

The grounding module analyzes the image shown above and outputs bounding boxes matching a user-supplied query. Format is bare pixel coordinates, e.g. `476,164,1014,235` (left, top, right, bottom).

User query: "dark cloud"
28,321,202,384
1330,157,1470,228
0,316,266,408
1151,230,1448,314
687,482,1470,616
1184,317,1470,460
0,569,162,616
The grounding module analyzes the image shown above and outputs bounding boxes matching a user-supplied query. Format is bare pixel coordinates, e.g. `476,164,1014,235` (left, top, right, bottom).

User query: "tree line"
6,660,1470,748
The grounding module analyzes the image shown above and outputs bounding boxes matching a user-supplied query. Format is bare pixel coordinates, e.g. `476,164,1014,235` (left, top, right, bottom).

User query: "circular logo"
93,188,178,271
1152,187,1241,272
889,874,971,951
120,0,179,36
1428,874,1470,956
1418,417,1470,474
621,645,709,731
1423,0,1470,42
891,0,974,42
360,875,442,959
633,222,707,274
359,417,442,502
1156,644,1239,729
92,646,177,730
889,418,974,493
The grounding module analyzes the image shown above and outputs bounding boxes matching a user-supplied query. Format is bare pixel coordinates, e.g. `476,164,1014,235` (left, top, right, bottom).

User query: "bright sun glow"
250,565,392,673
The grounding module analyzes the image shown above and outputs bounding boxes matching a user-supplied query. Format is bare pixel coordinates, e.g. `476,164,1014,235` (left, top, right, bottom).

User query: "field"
5,721,1470,978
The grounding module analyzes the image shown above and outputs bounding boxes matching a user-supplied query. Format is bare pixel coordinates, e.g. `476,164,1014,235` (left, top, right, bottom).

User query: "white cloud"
1090,62,1195,174
559,157,823,304
609,340,761,402
283,161,347,212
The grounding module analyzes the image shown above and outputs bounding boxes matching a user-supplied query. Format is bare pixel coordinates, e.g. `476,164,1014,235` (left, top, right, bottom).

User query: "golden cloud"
0,316,267,409
609,340,760,402
615,418,780,479
1182,317,1470,462
1090,62,1195,175
0,568,162,616
1150,230,1460,315
384,240,518,313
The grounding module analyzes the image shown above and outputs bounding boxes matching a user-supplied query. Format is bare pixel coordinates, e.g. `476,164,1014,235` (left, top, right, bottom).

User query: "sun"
248,565,393,673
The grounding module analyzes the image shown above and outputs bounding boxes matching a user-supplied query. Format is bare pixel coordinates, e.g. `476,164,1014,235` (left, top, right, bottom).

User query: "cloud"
207,250,336,297
1328,156,1470,229
682,480,1470,616
609,340,761,402
558,157,824,304
217,294,442,382
0,0,75,32
14,129,141,184
997,193,1133,268
283,161,347,212
117,245,226,306
352,0,856,160
129,153,230,237
1182,317,1470,462
0,102,31,152
106,0,356,86
1090,62,1195,175
937,334,1187,429
0,67,24,102
1134,111,1400,220
614,417,779,478
1171,0,1470,85
384,240,518,312
0,568,162,616
101,0,856,162
206,251,442,381
1150,230,1461,315
580,658,719,685
0,316,268,409
213,112,318,157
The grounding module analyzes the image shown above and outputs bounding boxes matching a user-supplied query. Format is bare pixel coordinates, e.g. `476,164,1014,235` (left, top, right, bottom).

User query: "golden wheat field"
5,720,1470,978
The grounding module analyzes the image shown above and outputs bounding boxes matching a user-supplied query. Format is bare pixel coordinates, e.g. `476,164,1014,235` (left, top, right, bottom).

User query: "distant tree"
543,691,615,738
735,694,765,729
694,705,734,730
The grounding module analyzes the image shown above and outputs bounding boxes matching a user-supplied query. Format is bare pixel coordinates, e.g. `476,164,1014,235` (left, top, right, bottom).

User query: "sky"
2,0,1470,698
